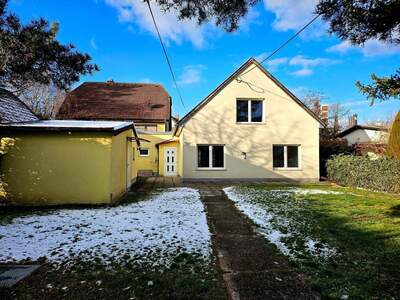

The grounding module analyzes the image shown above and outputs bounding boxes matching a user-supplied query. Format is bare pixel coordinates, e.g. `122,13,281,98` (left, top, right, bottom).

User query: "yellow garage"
0,120,138,205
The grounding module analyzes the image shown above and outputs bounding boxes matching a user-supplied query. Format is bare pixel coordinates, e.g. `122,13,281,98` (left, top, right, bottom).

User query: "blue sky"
9,0,400,123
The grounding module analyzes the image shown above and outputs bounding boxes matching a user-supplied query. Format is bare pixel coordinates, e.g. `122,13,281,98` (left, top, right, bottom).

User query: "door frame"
164,147,177,176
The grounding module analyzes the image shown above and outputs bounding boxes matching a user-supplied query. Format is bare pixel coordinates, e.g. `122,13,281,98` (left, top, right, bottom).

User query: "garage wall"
1,132,114,205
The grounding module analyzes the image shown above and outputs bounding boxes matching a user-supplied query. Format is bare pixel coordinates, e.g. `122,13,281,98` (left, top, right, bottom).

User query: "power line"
238,13,321,78
145,0,188,112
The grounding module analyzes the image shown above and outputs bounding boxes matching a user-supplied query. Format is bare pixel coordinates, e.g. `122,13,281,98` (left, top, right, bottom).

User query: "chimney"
106,79,114,84
321,104,329,125
348,114,358,128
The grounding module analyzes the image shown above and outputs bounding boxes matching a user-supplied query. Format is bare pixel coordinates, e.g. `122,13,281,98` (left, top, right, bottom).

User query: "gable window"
273,145,299,168
139,148,149,156
197,145,225,169
236,99,264,123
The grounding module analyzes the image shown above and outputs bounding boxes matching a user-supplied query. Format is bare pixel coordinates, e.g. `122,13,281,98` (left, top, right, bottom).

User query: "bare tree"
18,83,65,119
301,90,327,117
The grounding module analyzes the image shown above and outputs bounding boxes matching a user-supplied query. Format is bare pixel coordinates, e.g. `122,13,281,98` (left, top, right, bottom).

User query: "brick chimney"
321,104,329,125
348,114,358,128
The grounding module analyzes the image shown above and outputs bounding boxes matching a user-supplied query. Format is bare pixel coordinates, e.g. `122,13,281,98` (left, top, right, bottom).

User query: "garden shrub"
326,154,400,194
387,111,400,160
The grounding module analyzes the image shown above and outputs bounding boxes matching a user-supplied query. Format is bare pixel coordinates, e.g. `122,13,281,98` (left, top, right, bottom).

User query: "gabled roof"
57,82,171,122
178,58,325,126
338,125,389,137
0,88,39,124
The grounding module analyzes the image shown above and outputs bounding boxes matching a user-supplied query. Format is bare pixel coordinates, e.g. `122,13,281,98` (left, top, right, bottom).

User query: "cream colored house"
175,58,324,181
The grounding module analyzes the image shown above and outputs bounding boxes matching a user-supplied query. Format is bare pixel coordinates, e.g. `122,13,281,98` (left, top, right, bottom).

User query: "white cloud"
262,0,324,37
177,65,206,85
289,55,338,68
291,68,313,76
105,0,209,49
327,40,400,57
255,54,339,76
90,38,97,50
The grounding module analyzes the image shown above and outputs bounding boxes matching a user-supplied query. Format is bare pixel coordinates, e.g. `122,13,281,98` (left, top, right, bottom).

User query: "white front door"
164,147,177,176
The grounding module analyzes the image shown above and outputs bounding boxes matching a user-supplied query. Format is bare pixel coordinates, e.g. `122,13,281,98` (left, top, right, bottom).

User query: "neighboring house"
174,58,323,181
0,88,39,123
57,81,172,131
338,125,389,145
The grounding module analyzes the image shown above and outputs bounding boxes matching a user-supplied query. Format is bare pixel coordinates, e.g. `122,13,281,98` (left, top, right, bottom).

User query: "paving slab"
0,265,40,288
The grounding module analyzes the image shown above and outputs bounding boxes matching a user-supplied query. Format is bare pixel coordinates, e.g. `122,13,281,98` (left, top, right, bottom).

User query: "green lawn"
227,183,400,299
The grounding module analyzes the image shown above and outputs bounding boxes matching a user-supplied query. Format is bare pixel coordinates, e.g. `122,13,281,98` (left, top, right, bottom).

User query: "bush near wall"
326,155,400,194
320,139,353,177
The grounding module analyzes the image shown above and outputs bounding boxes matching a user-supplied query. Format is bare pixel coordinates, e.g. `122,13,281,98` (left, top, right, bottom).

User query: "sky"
8,0,400,123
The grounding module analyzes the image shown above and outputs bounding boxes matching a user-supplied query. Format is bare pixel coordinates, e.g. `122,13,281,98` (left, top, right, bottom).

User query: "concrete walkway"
198,186,319,300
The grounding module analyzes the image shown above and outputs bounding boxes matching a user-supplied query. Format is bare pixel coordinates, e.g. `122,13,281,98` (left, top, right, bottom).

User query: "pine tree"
387,111,400,159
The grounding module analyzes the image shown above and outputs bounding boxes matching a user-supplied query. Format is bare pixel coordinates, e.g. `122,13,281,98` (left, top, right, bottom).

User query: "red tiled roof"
57,82,171,122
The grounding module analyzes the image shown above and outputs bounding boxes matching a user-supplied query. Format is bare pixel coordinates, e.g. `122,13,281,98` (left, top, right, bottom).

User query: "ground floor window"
139,148,149,156
197,145,224,169
273,145,299,168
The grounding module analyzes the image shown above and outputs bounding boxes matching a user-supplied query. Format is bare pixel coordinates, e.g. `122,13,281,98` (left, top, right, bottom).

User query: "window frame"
272,145,301,170
138,147,150,157
236,98,265,124
197,144,226,170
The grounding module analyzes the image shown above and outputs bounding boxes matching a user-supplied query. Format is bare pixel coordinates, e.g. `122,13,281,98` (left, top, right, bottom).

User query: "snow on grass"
0,188,211,266
223,186,338,260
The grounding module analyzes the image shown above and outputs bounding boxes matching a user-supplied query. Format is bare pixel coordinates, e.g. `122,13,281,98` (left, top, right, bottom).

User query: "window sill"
196,168,227,171
273,167,302,171
236,122,266,125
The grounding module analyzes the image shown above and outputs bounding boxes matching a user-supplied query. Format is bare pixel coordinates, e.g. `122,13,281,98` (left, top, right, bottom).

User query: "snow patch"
223,186,337,259
0,188,211,266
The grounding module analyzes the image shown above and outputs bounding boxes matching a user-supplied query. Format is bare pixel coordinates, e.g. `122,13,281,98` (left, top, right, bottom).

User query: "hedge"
326,155,400,194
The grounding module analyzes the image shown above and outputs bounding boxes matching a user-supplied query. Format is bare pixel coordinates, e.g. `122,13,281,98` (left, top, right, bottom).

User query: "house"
0,90,139,205
338,125,388,145
0,88,39,123
61,58,323,181
174,58,323,181
57,81,172,131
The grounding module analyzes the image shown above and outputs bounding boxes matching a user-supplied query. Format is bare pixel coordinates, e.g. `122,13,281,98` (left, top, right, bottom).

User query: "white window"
197,145,225,169
139,148,149,156
236,99,264,123
273,145,300,169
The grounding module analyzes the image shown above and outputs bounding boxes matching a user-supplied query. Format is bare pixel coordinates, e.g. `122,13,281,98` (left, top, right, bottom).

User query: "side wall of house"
1,132,114,205
182,63,320,181
345,129,388,145
111,129,134,203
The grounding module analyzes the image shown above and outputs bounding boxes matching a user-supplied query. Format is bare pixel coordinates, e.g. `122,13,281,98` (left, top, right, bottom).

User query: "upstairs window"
273,145,299,168
236,99,263,123
197,145,224,169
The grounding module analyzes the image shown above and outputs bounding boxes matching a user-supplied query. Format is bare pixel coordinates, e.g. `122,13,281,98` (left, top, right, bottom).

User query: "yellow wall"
1,130,133,205
132,132,173,176
181,61,320,181
111,130,135,201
